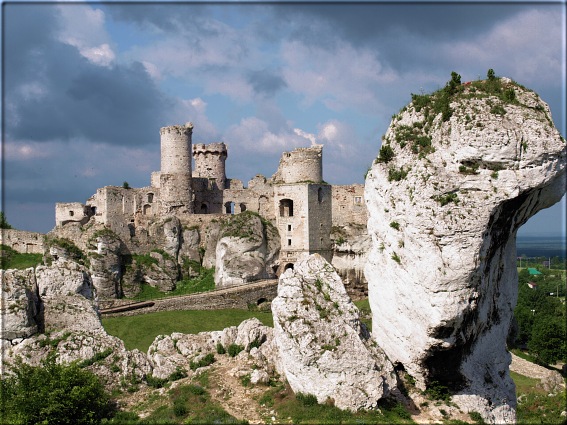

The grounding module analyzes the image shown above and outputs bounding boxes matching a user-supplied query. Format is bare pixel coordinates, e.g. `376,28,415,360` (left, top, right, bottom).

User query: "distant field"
516,236,566,258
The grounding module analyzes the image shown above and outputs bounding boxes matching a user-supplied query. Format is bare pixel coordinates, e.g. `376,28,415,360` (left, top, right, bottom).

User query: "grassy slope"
102,309,273,352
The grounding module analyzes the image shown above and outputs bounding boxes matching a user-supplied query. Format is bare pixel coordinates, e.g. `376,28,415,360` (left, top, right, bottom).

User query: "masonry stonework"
53,123,367,272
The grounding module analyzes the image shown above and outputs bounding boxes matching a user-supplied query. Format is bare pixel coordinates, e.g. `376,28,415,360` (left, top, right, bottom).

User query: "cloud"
247,69,287,97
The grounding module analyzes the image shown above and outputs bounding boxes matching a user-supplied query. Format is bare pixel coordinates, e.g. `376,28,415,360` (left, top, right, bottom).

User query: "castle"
55,122,366,268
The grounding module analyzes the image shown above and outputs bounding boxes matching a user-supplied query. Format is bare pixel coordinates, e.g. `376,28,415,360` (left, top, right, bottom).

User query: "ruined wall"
1,229,45,254
272,145,323,184
307,184,333,261
193,143,227,190
159,123,194,214
55,202,92,227
331,185,367,227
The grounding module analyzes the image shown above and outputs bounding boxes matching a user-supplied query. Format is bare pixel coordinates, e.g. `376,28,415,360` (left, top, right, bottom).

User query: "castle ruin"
54,122,366,270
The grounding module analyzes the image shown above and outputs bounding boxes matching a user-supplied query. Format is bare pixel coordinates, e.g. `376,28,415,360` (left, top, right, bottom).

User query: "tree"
487,68,496,81
528,317,567,365
0,211,13,229
122,181,130,189
1,355,112,424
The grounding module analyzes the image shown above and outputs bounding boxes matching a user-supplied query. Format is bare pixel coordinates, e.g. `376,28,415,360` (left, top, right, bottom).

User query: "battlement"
272,144,323,184
193,142,227,157
160,122,193,136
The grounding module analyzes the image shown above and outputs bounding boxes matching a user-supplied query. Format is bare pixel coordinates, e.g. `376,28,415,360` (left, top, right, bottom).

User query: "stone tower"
159,123,194,214
192,142,228,190
274,145,323,184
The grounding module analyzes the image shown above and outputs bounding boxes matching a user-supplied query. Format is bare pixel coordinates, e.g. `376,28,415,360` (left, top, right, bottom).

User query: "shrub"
377,144,395,163
389,221,400,231
227,344,244,358
295,392,319,406
1,355,112,424
145,374,168,389
215,342,226,355
189,354,215,371
388,167,409,182
0,211,13,229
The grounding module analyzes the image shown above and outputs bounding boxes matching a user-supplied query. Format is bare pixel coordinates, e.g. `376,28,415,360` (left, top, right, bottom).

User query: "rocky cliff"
364,75,566,423
272,253,396,411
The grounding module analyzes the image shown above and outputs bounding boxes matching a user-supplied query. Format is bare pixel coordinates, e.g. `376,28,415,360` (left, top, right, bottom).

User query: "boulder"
364,77,566,423
214,212,280,287
88,231,122,299
1,268,41,341
272,253,396,411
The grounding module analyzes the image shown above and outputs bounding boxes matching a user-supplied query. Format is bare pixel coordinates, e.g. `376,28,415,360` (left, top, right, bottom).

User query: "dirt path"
207,356,278,424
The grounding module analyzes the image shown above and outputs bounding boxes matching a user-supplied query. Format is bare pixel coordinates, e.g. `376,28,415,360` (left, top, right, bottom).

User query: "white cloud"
57,5,115,67
281,40,398,113
443,9,562,85
3,141,55,161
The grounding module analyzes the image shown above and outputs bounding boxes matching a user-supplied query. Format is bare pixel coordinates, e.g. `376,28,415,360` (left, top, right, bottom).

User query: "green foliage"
512,371,566,424
144,374,168,389
45,237,87,265
433,192,459,206
469,411,486,424
424,380,451,402
377,144,395,163
216,342,226,355
389,221,400,231
227,344,244,358
0,211,13,229
391,252,401,264
168,366,188,381
487,68,496,81
296,392,318,406
458,164,479,175
0,355,112,424
527,317,566,365
190,354,215,371
102,309,273,352
0,244,43,270
490,104,506,115
388,166,409,182
122,181,130,189
78,348,113,368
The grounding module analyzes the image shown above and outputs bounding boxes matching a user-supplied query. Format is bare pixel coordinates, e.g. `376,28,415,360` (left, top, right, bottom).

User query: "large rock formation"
215,211,280,287
1,268,41,341
272,253,396,411
365,76,566,423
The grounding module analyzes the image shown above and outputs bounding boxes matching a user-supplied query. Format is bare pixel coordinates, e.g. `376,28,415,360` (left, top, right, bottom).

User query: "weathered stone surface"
331,233,370,299
364,78,566,423
272,253,396,411
88,232,122,299
142,251,178,292
202,221,223,269
36,260,94,300
179,227,201,263
1,268,41,341
215,212,280,287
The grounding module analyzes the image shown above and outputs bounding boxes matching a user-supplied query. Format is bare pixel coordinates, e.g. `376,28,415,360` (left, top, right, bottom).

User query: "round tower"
276,145,323,184
192,142,228,190
159,122,194,214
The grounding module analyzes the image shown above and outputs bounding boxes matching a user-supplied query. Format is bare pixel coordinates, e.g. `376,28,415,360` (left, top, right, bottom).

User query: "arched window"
200,203,209,214
284,263,294,271
147,193,154,203
240,203,247,212
318,187,323,203
143,204,152,215
279,199,294,217
225,201,235,214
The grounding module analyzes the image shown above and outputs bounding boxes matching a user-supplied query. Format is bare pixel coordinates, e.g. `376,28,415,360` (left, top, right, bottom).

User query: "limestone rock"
272,253,396,411
88,231,122,299
202,221,223,269
1,268,41,341
142,251,178,292
364,77,566,423
331,233,371,299
36,260,94,300
179,226,201,263
148,216,182,260
215,212,280,287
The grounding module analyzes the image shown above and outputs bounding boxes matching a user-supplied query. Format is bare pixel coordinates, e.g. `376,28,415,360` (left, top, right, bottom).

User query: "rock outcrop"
331,225,371,299
272,253,396,411
1,268,41,341
365,77,566,423
215,212,280,287
88,230,123,298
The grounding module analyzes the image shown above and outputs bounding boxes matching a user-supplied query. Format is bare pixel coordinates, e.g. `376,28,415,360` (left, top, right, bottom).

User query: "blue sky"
1,2,565,236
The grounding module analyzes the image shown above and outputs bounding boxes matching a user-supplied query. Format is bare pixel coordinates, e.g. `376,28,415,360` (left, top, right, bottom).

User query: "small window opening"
287,224,292,232
287,238,292,246
318,187,323,203
279,199,294,217
69,211,74,217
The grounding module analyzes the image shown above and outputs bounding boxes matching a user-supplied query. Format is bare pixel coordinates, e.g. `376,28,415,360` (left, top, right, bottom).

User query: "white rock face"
364,78,566,423
215,212,280,287
272,253,396,411
88,232,122,298
331,234,371,298
1,268,41,341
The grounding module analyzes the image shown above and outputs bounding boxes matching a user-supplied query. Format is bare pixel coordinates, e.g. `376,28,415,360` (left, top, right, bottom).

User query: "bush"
0,211,13,229
377,144,395,163
295,392,319,406
189,354,215,371
227,344,244,358
216,342,226,355
1,355,112,424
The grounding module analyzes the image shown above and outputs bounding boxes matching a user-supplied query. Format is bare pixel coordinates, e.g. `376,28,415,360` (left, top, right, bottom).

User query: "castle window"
240,203,247,212
225,201,235,214
354,196,362,204
200,203,209,214
91,206,97,215
69,211,74,216
287,238,292,246
279,199,294,217
147,193,154,203
143,204,152,215
287,224,292,232
318,187,323,203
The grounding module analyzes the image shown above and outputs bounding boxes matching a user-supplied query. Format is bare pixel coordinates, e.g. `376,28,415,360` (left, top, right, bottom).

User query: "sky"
1,1,566,236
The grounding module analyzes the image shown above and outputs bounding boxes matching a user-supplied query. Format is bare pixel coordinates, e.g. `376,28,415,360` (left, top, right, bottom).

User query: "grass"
512,371,567,424
131,266,215,301
262,382,413,424
102,309,273,352
0,244,43,270
354,298,372,332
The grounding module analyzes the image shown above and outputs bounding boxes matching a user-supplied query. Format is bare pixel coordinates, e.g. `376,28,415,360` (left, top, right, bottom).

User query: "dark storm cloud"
4,4,172,147
247,70,287,97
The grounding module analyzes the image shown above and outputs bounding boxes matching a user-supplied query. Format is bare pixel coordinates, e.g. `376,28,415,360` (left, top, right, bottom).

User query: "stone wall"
100,279,278,317
331,184,367,227
55,202,92,227
193,142,227,190
1,229,45,254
